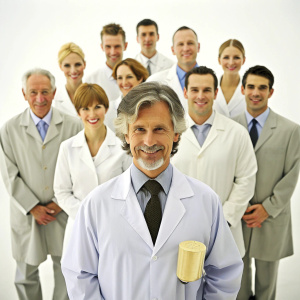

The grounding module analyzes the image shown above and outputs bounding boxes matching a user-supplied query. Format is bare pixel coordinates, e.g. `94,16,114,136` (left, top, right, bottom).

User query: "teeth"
88,119,98,124
123,87,131,90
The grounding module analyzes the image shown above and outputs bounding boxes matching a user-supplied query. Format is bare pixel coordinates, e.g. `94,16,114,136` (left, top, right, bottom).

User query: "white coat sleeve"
54,142,82,220
61,194,104,300
222,129,257,227
203,198,244,299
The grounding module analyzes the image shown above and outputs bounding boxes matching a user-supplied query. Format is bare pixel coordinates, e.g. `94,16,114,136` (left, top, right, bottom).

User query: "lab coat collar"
112,165,193,253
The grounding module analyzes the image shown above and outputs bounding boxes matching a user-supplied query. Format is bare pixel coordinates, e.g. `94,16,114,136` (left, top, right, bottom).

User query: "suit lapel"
255,110,276,152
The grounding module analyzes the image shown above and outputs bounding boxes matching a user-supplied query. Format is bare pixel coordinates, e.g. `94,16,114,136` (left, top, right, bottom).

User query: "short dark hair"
185,66,218,91
101,23,126,43
136,19,158,34
242,65,274,89
172,26,198,44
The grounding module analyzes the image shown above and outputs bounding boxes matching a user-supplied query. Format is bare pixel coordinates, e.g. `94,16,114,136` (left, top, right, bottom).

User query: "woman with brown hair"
213,39,246,118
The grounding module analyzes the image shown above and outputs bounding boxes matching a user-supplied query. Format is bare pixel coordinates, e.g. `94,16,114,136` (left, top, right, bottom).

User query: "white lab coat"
104,95,122,132
85,63,121,102
213,77,246,118
54,127,132,250
172,112,257,256
62,165,243,300
147,64,187,112
53,83,78,118
135,51,175,74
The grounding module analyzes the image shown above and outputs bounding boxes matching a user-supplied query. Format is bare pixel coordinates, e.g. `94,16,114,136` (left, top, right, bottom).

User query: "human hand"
46,201,62,217
30,204,56,225
242,204,269,228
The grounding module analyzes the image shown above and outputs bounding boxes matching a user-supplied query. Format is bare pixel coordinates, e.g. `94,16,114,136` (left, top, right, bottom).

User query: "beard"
135,145,165,171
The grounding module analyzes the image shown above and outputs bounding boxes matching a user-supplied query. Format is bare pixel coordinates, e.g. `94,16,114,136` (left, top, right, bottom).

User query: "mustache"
135,145,164,152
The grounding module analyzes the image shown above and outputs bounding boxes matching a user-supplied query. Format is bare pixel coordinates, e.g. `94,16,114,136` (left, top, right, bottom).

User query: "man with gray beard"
61,82,243,300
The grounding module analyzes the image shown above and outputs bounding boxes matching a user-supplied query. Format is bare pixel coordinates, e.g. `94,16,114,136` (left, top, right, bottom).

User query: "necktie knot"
144,180,162,196
37,120,47,141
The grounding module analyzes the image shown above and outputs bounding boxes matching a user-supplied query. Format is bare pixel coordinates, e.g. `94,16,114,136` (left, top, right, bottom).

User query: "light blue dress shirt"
131,163,172,214
245,108,270,137
176,63,199,90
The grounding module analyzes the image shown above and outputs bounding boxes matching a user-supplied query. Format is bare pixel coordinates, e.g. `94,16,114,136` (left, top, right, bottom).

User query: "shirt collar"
131,163,173,195
189,110,215,127
176,63,199,81
104,62,115,80
29,108,52,126
140,52,158,65
245,107,270,127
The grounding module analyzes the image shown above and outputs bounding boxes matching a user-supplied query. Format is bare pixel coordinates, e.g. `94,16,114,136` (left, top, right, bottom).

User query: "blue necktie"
37,120,47,141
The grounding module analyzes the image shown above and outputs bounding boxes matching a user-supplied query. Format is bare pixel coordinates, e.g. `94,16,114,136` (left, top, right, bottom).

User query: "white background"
0,0,299,299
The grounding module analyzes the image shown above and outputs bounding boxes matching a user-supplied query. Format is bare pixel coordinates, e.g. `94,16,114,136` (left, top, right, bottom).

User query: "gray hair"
114,81,187,156
22,68,56,92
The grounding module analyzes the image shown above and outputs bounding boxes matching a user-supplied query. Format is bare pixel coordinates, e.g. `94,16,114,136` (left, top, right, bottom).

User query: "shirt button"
152,256,157,261
43,166,47,170
45,186,49,190
42,145,46,150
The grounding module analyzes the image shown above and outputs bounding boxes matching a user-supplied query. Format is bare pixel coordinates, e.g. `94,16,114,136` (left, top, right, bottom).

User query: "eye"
135,127,145,132
75,63,82,67
154,127,164,132
63,64,70,68
81,107,89,111
222,56,229,60
95,105,103,109
42,91,49,95
234,56,241,60
30,91,37,95
117,76,123,80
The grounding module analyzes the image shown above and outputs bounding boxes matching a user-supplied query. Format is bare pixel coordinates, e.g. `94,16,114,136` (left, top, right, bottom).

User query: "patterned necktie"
37,120,47,141
144,180,162,244
250,119,258,147
147,60,152,76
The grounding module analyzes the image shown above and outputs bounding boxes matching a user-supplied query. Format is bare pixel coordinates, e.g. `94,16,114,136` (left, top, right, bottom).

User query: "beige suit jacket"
0,107,82,265
234,109,300,261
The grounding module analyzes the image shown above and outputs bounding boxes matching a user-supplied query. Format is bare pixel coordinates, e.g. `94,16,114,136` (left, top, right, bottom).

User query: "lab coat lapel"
255,110,276,152
44,109,61,144
115,168,154,249
21,110,43,144
153,167,192,255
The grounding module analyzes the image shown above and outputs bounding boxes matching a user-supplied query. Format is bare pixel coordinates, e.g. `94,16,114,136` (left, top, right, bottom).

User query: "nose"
144,131,156,146
229,58,234,65
110,47,117,55
122,78,127,86
183,43,189,51
252,87,260,96
70,65,76,73
36,92,43,102
197,91,205,100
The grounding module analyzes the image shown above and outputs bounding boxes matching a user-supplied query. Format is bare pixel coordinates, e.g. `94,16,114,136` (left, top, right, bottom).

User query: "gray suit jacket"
0,107,82,265
234,109,300,261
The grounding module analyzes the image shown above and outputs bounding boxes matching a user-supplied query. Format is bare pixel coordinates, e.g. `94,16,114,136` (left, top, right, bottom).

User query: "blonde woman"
53,42,86,116
213,39,246,118
105,58,149,131
54,83,131,250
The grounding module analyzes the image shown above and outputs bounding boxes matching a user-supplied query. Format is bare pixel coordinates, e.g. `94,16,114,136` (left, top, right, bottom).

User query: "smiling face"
137,25,159,58
184,74,218,124
23,74,56,119
242,74,274,118
78,99,107,132
171,29,200,72
116,65,143,97
101,34,128,69
60,52,86,86
125,101,179,178
219,46,245,75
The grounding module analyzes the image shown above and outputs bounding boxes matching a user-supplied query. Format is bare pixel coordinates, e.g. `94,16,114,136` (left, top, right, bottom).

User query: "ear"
214,88,218,99
83,61,87,69
22,88,26,100
218,57,221,65
171,45,175,55
157,34,160,42
125,134,130,144
52,88,56,99
136,35,139,44
124,42,128,51
197,42,200,53
59,64,63,71
138,77,143,84
100,43,104,51
183,87,188,99
173,133,180,143
268,88,274,98
241,85,245,95
242,56,246,65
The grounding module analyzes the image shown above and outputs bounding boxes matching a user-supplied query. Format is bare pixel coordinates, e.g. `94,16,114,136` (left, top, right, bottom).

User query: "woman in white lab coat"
105,58,149,131
53,42,86,117
213,39,246,118
54,83,131,250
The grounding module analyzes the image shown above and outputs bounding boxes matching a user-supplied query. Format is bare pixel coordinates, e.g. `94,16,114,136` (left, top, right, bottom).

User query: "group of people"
0,18,299,300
